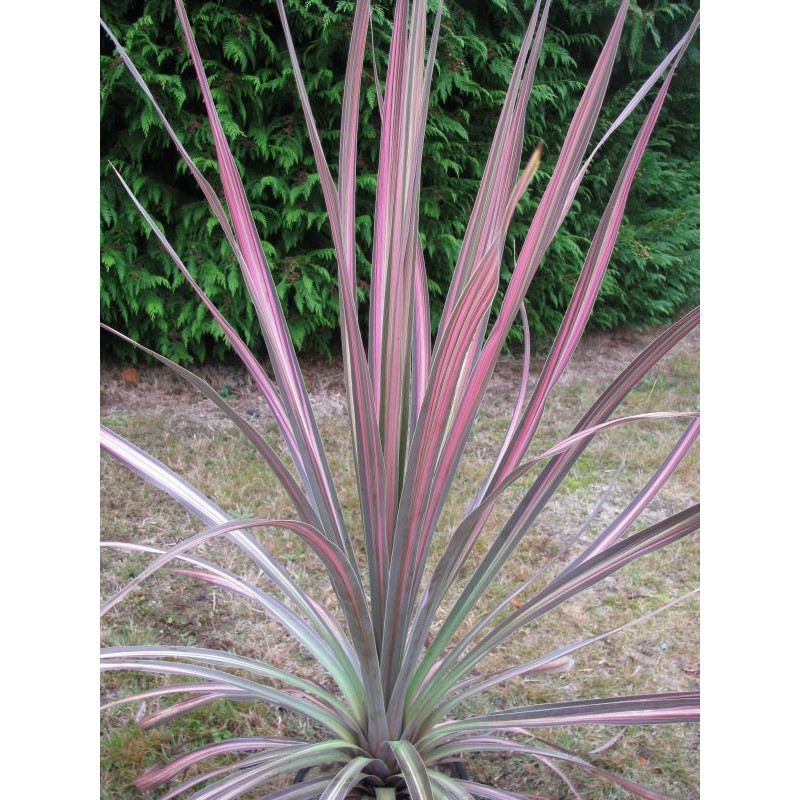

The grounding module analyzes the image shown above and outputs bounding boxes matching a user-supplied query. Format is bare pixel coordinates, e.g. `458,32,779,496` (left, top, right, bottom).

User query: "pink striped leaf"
108,166,307,486
421,691,699,748
394,411,694,720
410,239,431,428
400,308,699,708
174,0,352,563
101,323,316,524
274,0,389,630
414,506,699,714
135,692,260,730
408,591,697,738
102,644,357,727
396,3,696,614
458,750,685,800
101,539,360,692
100,659,357,742
485,42,697,493
162,740,357,800
100,681,248,712
437,0,550,334
372,0,443,533
562,418,700,571
560,11,701,226
133,738,300,791
100,429,361,687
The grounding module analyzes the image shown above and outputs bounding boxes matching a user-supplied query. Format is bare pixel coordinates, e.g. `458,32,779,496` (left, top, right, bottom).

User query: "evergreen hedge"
101,0,699,363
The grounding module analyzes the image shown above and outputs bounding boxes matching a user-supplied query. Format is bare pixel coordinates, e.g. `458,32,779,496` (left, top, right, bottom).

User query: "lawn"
100,324,699,799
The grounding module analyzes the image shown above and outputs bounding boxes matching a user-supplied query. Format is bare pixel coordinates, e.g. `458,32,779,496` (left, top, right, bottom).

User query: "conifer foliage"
101,0,698,363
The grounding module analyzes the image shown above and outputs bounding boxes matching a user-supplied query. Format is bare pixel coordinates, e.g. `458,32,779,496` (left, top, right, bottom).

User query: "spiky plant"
100,1,700,798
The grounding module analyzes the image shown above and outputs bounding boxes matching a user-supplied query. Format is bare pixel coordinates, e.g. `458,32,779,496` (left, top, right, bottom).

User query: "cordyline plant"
100,1,700,798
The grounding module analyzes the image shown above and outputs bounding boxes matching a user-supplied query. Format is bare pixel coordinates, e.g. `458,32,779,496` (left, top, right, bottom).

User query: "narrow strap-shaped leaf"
401,309,699,707
100,17,240,255
485,39,696,492
409,591,697,737
178,740,356,800
108,166,307,489
437,0,548,332
368,0,409,410
275,0,389,632
457,744,686,800
101,539,360,699
534,755,585,800
560,11,701,226
562,418,700,571
427,771,474,800
410,239,431,429
394,412,693,720
416,507,699,713
320,757,375,800
472,301,531,508
175,0,352,563
376,0,443,531
133,738,299,791
101,424,227,525
368,9,384,120
100,681,249,712
102,644,356,726
100,659,357,742
386,740,434,800
338,0,373,301
101,324,316,524
421,692,699,748
137,692,261,730
100,428,360,683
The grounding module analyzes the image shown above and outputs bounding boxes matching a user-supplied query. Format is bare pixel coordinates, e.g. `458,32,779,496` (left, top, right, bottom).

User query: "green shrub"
101,0,698,363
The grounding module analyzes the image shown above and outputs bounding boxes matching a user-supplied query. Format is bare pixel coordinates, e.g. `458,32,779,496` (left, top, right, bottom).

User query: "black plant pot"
293,761,469,784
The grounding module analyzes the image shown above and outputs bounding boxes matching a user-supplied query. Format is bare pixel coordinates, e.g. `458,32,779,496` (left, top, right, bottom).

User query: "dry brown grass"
100,325,699,800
